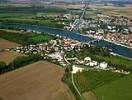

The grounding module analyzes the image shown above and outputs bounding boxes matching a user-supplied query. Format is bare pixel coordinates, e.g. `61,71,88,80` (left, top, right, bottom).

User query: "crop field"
89,4,132,18
93,74,132,100
53,4,83,9
0,61,75,100
0,38,20,50
0,51,25,64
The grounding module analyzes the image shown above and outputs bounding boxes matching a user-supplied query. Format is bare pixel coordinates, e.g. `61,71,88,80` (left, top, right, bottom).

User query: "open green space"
74,70,125,93
93,74,132,100
0,30,55,45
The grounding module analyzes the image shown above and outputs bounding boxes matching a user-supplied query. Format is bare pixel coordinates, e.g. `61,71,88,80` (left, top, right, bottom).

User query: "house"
72,65,84,74
84,57,91,62
86,61,98,67
97,29,104,34
100,62,108,69
89,61,98,66
122,28,129,34
63,14,72,19
48,52,63,62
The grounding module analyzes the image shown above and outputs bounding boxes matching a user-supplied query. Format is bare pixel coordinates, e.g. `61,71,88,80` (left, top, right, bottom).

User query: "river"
0,22,132,59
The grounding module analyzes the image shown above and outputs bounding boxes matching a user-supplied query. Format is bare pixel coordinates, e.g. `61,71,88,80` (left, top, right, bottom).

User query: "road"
64,54,84,100
71,72,84,100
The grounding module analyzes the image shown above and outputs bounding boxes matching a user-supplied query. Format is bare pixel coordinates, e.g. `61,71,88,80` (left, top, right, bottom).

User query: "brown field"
0,61,75,100
0,38,20,50
83,91,97,100
53,4,83,9
89,4,132,18
0,51,25,64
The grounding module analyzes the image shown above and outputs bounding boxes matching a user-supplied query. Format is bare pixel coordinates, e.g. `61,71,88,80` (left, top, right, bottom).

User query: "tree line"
0,54,43,75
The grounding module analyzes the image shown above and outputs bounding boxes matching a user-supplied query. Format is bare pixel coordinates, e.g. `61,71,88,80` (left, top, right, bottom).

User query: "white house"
84,57,91,62
72,65,84,74
48,52,63,61
100,62,108,69
89,61,98,66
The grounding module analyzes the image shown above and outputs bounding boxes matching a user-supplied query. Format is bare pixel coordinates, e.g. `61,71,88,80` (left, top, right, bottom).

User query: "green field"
0,18,64,28
93,74,132,100
0,6,68,28
0,12,35,18
0,30,55,45
74,70,125,93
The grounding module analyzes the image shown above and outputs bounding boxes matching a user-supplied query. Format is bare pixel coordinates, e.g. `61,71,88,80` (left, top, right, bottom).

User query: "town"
2,30,129,75
63,13,132,47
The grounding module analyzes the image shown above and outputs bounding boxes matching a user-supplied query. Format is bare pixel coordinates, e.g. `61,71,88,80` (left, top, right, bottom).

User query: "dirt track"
0,61,75,100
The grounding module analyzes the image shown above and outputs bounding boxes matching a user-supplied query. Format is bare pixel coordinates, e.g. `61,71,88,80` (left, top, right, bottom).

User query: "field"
89,4,132,18
0,6,67,29
0,30,55,45
0,61,75,100
0,38,20,50
51,4,132,18
73,70,125,100
53,4,83,9
93,74,132,100
0,51,25,64
83,91,97,100
74,70,125,93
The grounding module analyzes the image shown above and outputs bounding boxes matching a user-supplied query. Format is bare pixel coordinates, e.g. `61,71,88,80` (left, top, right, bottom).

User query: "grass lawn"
93,74,132,100
74,70,125,93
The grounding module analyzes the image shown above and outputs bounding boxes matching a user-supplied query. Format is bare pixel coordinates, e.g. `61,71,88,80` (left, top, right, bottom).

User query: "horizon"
1,0,132,3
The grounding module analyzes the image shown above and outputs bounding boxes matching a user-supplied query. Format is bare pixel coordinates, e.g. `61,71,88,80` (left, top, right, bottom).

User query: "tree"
0,61,6,74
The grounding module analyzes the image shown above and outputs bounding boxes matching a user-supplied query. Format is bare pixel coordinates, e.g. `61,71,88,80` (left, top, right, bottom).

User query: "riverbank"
80,33,132,49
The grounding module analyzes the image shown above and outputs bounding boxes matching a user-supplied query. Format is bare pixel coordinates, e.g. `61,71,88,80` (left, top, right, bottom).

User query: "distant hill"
0,0,132,4
0,0,50,4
